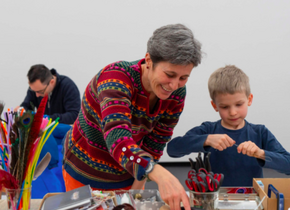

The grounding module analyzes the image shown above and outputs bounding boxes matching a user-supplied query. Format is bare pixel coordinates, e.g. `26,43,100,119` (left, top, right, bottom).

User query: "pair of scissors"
197,168,222,192
187,152,224,192
186,166,224,192
186,168,208,192
196,172,215,192
187,167,213,192
214,173,224,187
189,152,212,173
186,177,208,192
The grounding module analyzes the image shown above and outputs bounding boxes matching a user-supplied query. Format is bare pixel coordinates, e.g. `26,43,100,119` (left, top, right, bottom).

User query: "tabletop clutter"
39,186,168,210
39,186,208,210
38,152,222,210
36,151,270,210
1,103,286,210
184,152,224,210
185,152,224,193
0,97,59,210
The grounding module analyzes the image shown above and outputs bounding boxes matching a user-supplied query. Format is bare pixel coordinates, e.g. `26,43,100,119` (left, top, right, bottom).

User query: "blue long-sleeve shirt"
20,69,81,124
167,120,290,186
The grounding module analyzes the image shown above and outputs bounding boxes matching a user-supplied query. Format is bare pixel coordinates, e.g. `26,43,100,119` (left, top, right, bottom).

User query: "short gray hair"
147,24,202,67
208,65,251,102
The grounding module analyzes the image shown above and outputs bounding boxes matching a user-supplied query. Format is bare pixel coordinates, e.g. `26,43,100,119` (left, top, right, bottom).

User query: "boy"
167,65,290,186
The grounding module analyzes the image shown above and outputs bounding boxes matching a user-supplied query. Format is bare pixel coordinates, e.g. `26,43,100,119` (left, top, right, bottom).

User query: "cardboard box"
253,178,290,210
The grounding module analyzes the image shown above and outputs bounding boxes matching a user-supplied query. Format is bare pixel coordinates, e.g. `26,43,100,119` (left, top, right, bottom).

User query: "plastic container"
6,187,32,210
129,189,165,210
189,190,219,210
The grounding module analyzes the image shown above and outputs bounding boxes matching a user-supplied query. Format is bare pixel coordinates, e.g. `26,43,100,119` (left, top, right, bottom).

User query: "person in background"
14,64,81,197
63,23,202,210
14,64,81,125
167,65,290,186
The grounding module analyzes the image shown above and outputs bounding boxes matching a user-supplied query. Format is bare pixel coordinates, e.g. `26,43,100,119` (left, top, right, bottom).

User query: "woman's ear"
248,93,253,106
145,53,152,68
211,100,218,112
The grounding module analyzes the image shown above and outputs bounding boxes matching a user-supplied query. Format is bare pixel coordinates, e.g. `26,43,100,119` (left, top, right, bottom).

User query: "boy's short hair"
208,65,251,102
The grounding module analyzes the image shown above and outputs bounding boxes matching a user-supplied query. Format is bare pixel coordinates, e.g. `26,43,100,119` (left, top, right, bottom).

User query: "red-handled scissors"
191,177,208,192
196,173,216,192
214,173,224,188
185,178,194,191
188,169,196,179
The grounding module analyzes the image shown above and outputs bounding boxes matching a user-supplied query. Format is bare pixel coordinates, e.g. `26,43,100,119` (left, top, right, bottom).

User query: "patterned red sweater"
63,59,186,190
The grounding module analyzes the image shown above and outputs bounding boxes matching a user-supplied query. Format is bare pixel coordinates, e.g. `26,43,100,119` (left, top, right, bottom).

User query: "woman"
63,23,202,210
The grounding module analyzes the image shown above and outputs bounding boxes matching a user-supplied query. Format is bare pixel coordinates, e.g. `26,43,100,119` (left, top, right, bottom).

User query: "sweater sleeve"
97,68,152,181
49,78,81,124
258,126,290,174
167,122,211,158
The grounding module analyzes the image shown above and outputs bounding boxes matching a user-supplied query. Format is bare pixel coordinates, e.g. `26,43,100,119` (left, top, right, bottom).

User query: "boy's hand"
204,134,236,151
237,141,265,159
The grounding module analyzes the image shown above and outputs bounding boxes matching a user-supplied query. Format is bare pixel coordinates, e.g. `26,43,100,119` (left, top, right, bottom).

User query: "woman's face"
144,56,194,100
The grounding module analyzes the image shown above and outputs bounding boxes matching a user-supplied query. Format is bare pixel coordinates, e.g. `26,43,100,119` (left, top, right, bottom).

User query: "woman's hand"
204,134,236,151
237,141,265,159
148,164,190,210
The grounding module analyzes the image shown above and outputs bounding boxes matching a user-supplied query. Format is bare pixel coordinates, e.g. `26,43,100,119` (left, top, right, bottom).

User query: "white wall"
1,1,290,162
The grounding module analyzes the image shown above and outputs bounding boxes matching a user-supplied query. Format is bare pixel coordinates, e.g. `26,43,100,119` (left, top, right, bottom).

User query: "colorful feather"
10,123,19,176
23,95,48,182
0,102,7,152
0,169,19,191
14,111,34,183
27,95,48,144
0,97,59,210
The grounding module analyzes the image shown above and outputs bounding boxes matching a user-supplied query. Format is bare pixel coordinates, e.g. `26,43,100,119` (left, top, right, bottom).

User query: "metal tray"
129,189,165,210
218,187,263,210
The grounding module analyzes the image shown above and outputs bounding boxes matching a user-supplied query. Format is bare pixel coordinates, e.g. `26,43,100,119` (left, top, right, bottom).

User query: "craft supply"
256,180,264,191
0,97,59,210
134,193,142,200
186,152,223,193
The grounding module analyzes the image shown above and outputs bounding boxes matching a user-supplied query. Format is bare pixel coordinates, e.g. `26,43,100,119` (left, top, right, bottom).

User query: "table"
0,199,42,210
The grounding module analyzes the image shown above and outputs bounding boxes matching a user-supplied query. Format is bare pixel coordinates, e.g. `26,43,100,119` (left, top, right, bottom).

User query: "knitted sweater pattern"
63,59,186,189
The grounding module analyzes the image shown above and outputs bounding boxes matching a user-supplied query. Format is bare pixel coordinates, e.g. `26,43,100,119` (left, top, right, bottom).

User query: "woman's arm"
131,179,146,190
148,164,191,210
97,65,154,181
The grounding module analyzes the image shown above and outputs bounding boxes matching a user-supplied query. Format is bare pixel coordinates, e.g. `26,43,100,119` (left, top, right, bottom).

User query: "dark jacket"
21,69,81,124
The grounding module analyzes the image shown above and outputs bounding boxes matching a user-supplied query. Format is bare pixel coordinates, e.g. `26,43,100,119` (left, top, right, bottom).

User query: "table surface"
0,199,42,210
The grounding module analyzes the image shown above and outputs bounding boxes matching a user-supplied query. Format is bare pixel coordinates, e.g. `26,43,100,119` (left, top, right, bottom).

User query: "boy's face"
211,92,253,130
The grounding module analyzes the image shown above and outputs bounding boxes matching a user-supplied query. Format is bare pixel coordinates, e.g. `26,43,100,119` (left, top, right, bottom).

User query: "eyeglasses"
29,79,51,94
